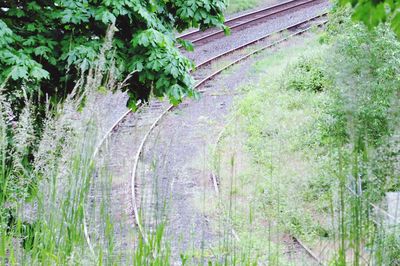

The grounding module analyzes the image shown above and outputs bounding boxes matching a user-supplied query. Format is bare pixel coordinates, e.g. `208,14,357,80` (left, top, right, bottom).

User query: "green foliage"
0,100,35,219
376,233,400,265
133,224,171,265
213,8,399,263
227,40,335,244
0,0,227,106
315,11,400,262
338,0,400,36
322,22,400,147
226,0,263,14
317,9,400,199
284,55,329,92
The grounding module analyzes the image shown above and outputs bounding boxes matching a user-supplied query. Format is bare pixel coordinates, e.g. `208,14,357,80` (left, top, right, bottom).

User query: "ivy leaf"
135,61,144,72
340,0,399,36
223,25,231,36
170,65,179,78
34,46,51,57
167,84,185,105
0,20,14,47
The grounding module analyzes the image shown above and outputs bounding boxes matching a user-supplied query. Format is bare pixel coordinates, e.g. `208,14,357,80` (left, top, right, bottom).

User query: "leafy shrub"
322,22,400,147
318,8,400,202
283,55,329,92
337,0,400,37
0,0,227,108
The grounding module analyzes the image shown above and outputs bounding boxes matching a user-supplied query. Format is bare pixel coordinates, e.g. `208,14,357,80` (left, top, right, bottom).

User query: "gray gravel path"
92,99,171,262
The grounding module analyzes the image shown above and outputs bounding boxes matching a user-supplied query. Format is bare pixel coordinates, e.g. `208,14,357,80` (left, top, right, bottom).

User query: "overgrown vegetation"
1,0,399,264
321,8,400,196
215,37,333,263
284,54,328,92
215,6,399,265
0,2,229,263
0,0,227,109
338,0,400,36
0,29,183,265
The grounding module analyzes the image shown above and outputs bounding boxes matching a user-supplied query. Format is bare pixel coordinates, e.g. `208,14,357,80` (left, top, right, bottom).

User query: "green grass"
0,32,174,264
214,10,400,264
226,0,274,15
212,34,334,264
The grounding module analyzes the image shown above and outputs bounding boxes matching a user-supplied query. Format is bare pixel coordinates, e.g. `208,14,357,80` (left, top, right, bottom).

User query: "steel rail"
130,15,327,247
85,8,328,252
178,0,314,39
91,13,326,167
178,0,319,46
195,14,327,85
195,13,325,69
213,122,325,265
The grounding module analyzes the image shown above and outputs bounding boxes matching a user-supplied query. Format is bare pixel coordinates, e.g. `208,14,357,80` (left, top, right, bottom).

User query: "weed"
283,55,329,92
226,0,270,14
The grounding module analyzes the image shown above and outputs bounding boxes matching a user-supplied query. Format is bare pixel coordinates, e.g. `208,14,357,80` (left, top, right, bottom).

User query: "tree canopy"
339,0,400,35
0,0,227,107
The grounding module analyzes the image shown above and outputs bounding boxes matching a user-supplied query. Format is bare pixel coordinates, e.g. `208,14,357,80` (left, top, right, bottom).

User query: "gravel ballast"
182,0,329,65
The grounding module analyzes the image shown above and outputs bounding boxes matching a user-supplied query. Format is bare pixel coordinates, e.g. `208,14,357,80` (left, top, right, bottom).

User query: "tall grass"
0,53,112,265
0,25,174,265
321,8,400,264
1,7,398,266
210,43,320,264
211,10,400,264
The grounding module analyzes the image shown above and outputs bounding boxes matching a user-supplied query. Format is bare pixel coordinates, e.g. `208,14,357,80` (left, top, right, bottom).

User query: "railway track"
213,123,325,265
87,5,329,263
178,0,322,46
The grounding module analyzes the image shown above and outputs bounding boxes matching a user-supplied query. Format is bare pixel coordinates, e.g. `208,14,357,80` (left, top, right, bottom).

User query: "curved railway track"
178,0,321,46
87,6,329,263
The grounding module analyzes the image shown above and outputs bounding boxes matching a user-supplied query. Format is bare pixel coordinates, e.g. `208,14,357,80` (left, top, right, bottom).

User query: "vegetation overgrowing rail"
129,14,327,257
86,6,328,257
213,102,326,265
209,7,400,264
2,0,400,264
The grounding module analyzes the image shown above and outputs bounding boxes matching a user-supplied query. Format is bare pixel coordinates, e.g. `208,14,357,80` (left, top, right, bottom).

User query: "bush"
0,1,227,108
318,8,400,201
283,55,329,92
323,22,400,147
